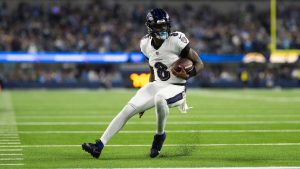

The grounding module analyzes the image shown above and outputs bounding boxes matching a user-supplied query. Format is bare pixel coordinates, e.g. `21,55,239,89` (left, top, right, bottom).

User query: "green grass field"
1,89,300,168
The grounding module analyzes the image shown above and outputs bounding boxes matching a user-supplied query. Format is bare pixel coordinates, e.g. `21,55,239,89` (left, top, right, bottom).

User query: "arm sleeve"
179,43,190,58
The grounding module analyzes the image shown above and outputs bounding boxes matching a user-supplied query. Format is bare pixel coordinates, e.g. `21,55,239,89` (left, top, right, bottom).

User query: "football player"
82,8,204,159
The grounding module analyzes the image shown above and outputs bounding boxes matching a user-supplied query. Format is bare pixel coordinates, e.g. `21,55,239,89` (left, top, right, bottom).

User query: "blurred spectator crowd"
1,64,118,88
0,1,300,88
1,63,300,88
0,1,299,54
197,64,300,88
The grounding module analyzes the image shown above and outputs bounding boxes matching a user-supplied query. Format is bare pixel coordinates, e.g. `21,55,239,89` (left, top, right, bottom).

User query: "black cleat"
150,133,166,158
82,139,104,159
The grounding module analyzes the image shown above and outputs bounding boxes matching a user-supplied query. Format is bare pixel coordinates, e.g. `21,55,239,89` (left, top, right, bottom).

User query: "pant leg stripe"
166,93,183,105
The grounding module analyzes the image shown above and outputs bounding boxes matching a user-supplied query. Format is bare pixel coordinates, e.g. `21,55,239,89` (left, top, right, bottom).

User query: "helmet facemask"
147,22,170,40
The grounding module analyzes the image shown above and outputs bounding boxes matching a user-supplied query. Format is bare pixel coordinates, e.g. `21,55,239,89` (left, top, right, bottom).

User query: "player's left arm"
173,44,204,79
172,32,204,79
185,48,204,78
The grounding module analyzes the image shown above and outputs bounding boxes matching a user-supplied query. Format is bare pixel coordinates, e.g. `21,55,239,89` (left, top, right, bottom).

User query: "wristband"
188,66,197,77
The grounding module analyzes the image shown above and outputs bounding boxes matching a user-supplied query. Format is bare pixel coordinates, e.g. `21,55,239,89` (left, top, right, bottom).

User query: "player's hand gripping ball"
171,58,194,80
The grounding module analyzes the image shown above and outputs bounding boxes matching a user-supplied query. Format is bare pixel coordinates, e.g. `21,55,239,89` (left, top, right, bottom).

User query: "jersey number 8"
154,62,170,81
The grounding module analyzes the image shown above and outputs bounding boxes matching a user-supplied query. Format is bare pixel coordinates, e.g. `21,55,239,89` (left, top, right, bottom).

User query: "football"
172,58,194,73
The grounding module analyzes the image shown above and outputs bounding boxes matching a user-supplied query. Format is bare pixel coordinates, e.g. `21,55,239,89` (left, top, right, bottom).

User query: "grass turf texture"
0,89,300,168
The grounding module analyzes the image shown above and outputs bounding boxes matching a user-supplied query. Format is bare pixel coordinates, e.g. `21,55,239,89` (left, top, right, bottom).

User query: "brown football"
172,58,194,73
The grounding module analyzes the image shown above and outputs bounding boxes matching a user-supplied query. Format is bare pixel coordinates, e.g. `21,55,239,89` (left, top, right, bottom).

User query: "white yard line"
0,154,23,155
1,143,300,148
0,137,19,139
57,167,300,169
193,91,300,103
0,149,23,152
0,142,21,145
0,163,24,166
15,114,300,119
0,140,21,142
58,168,300,169
17,115,116,119
0,92,24,165
2,121,300,125
9,129,300,134
0,134,18,136
0,158,23,160
0,138,20,140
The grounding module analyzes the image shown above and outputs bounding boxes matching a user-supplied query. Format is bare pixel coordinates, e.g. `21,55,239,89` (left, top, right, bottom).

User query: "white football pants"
100,81,185,145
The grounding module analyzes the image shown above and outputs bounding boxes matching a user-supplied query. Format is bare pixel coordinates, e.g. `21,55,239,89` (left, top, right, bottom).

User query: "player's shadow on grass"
94,154,149,161
80,148,194,161
159,145,195,158
78,145,196,160
197,154,272,163
219,156,271,162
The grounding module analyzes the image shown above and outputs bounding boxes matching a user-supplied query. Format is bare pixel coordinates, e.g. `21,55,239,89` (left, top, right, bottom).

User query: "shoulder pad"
172,31,188,43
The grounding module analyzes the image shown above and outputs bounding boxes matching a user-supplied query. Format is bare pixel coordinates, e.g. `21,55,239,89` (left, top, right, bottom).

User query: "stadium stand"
0,0,299,88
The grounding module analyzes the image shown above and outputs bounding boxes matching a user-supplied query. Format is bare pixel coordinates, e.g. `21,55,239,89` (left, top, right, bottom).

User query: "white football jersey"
140,31,190,84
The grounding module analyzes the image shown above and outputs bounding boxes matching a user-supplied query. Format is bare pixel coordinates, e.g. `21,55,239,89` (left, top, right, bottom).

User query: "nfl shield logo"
156,51,159,55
